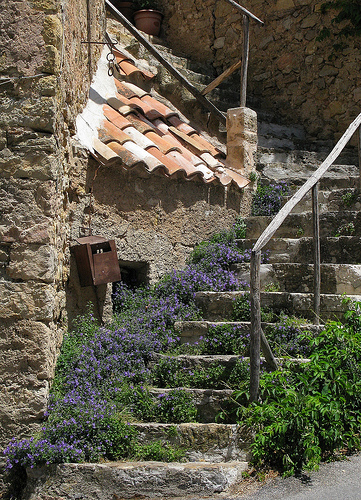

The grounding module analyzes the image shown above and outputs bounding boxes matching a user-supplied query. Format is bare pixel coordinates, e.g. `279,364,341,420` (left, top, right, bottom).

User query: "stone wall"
0,0,104,472
160,0,361,143
65,153,244,326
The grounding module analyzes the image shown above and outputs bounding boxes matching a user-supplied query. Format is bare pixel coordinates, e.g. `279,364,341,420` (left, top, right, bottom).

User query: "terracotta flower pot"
133,9,163,36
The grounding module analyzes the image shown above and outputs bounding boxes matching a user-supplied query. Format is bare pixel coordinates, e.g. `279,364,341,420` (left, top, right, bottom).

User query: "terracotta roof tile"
92,137,119,164
106,140,144,167
122,81,149,98
188,133,224,158
122,125,156,149
141,95,178,119
147,146,185,176
166,150,215,180
126,112,157,134
103,104,132,129
129,96,162,120
152,118,169,134
144,130,180,154
99,119,134,145
115,56,155,80
78,47,250,190
107,141,164,173
114,80,137,99
107,95,142,115
168,115,197,135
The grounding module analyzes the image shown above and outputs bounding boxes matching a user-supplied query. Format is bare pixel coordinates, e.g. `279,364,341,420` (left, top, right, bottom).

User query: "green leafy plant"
134,440,185,462
334,221,355,236
342,190,358,207
264,282,280,292
233,216,247,239
318,0,361,43
233,309,361,475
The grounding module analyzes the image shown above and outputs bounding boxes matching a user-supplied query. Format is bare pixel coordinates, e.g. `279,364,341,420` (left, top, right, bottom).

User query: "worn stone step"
174,320,322,344
257,156,359,190
150,388,232,423
24,460,249,499
133,422,252,463
257,122,307,149
281,188,361,214
245,211,361,239
237,236,361,265
234,263,361,294
194,291,360,322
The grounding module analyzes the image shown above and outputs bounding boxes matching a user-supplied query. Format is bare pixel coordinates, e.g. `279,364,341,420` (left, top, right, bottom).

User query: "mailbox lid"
72,237,121,287
92,240,121,285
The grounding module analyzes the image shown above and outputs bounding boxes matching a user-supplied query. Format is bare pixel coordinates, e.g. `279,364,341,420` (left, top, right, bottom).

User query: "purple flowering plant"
252,181,290,217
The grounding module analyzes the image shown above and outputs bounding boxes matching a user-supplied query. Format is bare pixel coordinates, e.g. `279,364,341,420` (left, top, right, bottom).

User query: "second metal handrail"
249,113,361,402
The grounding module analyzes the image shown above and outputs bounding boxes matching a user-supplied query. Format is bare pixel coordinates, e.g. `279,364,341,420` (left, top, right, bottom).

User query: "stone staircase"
26,23,361,500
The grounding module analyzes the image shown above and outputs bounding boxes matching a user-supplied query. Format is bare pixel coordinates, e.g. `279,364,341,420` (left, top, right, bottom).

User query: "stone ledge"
24,461,249,499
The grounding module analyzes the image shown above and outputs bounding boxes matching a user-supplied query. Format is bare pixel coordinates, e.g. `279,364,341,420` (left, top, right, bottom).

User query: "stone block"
42,15,62,48
226,107,258,176
0,282,55,321
7,244,57,283
42,45,60,75
275,0,295,10
29,0,58,11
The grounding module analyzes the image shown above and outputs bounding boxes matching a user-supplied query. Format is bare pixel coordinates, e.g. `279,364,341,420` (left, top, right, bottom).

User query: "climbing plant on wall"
318,0,361,43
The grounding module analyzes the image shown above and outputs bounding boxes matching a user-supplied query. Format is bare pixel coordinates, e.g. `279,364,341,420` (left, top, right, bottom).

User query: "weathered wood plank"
312,183,321,324
201,59,243,96
358,127,361,190
260,329,278,371
240,16,250,108
105,0,226,125
250,250,261,402
223,0,264,25
253,113,361,253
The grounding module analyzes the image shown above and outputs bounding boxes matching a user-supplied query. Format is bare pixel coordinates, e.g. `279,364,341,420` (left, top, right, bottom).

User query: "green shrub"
234,315,361,475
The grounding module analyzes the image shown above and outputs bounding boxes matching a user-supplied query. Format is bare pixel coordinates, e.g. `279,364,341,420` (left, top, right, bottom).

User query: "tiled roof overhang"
77,46,250,191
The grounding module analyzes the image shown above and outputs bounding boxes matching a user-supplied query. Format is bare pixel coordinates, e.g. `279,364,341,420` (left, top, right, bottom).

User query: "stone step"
284,188,361,214
236,236,361,264
24,460,249,499
257,122,307,150
194,291,360,322
234,262,361,294
174,320,322,344
257,155,359,190
133,422,252,463
245,211,361,239
150,388,232,423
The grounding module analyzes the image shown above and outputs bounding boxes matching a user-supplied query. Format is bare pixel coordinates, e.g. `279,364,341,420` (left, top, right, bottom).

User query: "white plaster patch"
75,47,117,153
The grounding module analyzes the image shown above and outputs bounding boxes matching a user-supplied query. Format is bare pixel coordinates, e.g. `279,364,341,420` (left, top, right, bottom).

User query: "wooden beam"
260,329,278,371
253,113,361,253
240,15,250,108
312,183,321,324
250,250,261,402
201,59,243,96
105,0,226,125
223,0,264,25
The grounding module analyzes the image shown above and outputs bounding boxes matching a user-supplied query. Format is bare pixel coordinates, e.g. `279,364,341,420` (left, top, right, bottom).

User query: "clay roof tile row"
86,47,249,190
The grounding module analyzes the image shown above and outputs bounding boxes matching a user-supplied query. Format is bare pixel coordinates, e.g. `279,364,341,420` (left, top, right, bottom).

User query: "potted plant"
133,0,163,36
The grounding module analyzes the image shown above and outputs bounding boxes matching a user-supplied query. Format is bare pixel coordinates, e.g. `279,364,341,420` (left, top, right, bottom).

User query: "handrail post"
358,126,361,190
312,183,321,324
240,15,250,108
250,249,261,402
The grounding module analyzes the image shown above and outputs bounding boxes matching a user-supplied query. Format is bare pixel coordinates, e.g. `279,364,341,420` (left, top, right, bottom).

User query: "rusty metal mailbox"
72,235,121,287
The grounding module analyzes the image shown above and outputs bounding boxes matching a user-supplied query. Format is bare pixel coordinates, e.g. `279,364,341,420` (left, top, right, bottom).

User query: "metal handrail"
249,113,361,402
106,0,263,113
